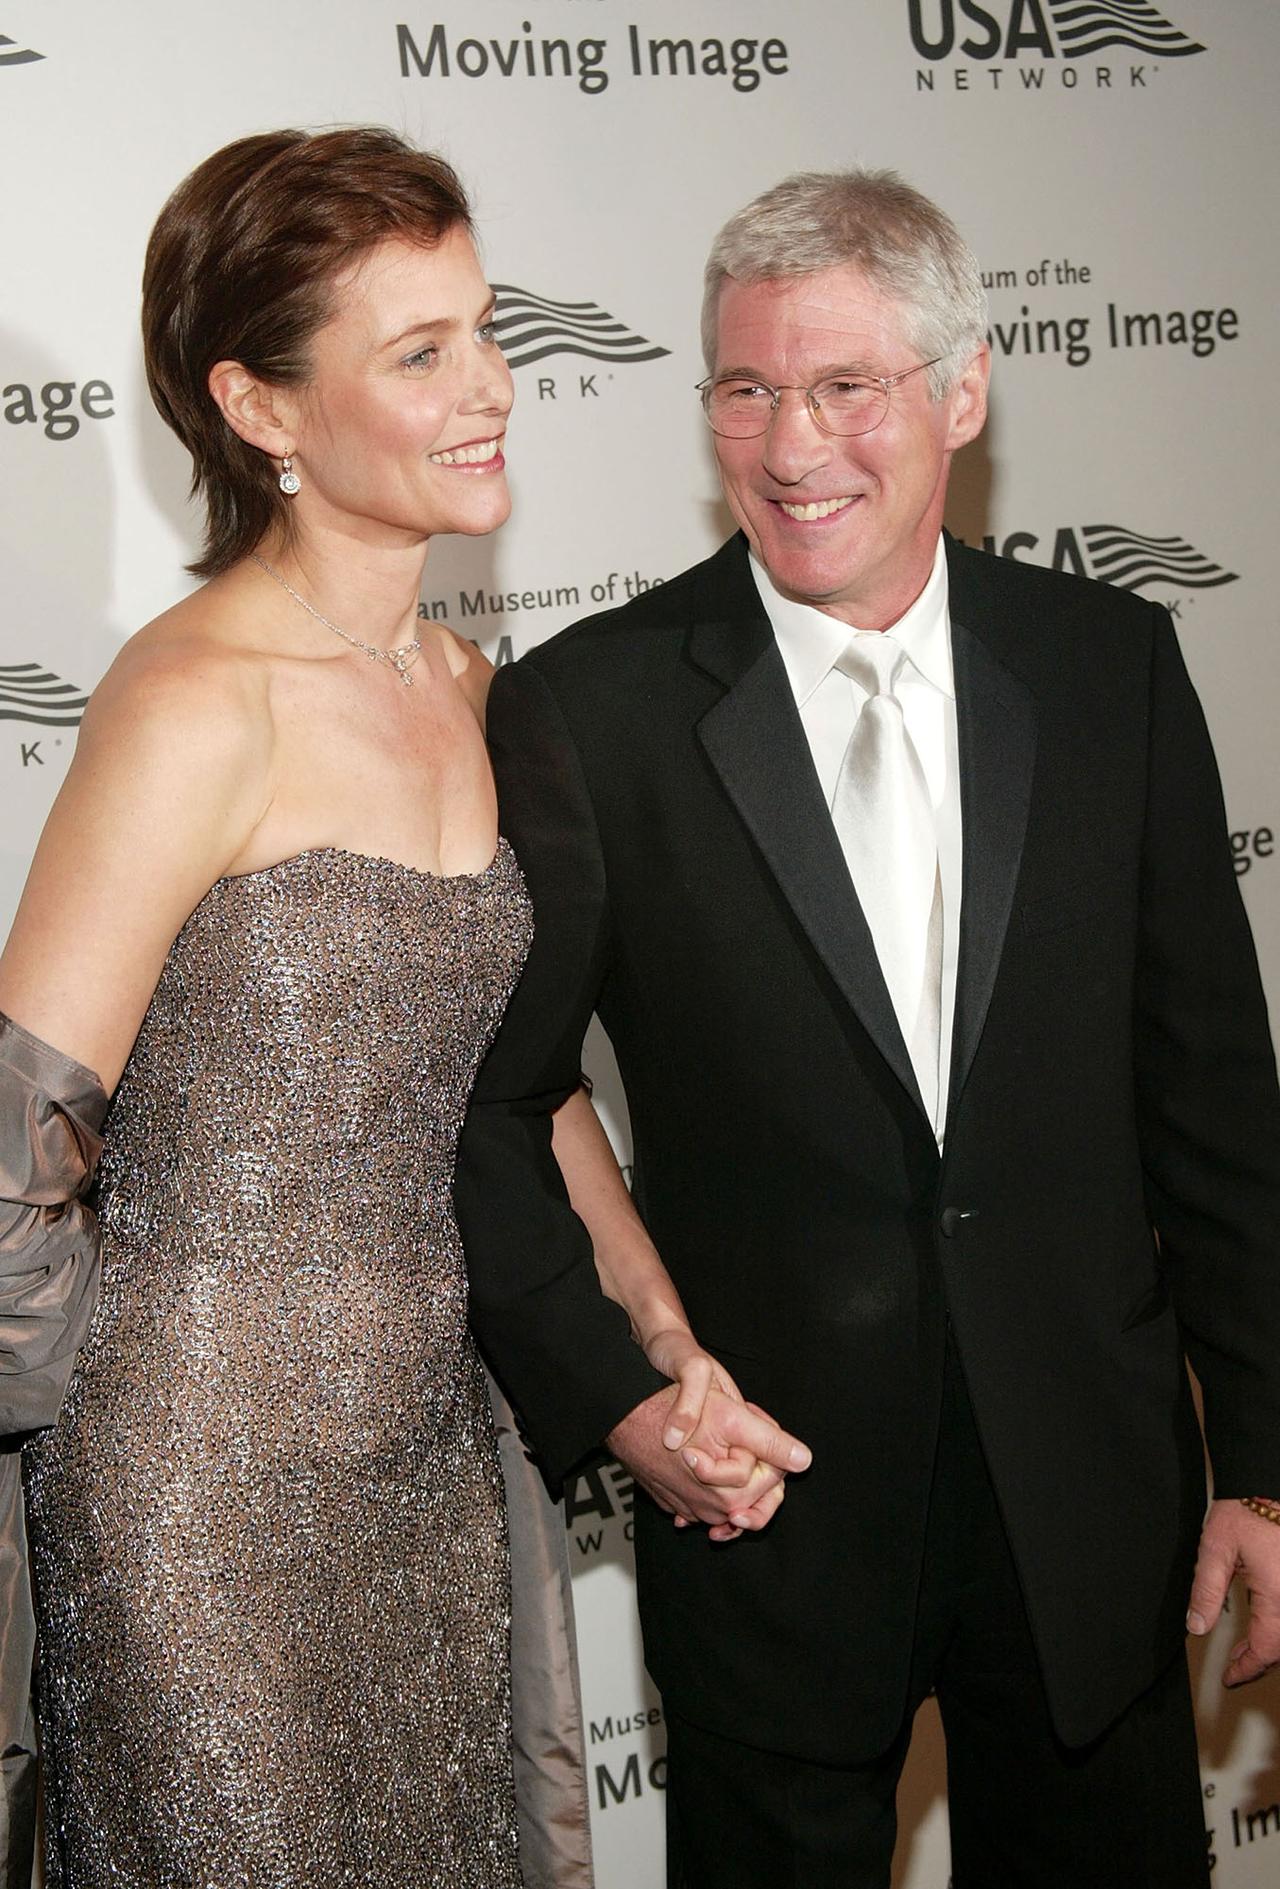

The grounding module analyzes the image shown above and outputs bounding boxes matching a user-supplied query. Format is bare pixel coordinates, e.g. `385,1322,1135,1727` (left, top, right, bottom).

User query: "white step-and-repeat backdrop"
3,3,1278,1882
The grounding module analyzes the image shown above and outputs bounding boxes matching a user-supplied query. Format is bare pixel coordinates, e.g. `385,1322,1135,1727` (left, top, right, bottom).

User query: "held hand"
679,1390,812,1491
641,1328,812,1540
656,1328,813,1540
645,1327,812,1489
1187,1498,1280,1687
688,1403,799,1541
607,1386,742,1532
679,1394,812,1540
607,1386,808,1541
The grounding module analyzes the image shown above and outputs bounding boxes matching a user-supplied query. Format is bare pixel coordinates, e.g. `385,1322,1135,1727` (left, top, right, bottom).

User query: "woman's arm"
550,1085,696,1363
550,1085,808,1536
0,629,273,1441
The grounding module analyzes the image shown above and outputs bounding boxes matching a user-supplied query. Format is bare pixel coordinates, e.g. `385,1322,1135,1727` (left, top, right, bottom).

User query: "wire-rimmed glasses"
696,358,943,439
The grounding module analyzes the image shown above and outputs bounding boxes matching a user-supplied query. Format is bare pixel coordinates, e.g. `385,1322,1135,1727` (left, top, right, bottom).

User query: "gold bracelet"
1241,1496,1280,1527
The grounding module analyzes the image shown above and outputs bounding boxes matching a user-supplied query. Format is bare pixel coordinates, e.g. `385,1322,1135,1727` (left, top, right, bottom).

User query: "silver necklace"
251,555,423,687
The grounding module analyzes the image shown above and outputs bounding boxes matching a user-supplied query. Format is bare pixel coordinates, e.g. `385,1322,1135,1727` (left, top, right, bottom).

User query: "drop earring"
279,454,301,496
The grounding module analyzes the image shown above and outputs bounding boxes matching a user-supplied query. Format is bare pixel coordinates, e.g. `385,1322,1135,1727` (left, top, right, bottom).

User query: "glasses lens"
703,380,775,437
811,377,890,437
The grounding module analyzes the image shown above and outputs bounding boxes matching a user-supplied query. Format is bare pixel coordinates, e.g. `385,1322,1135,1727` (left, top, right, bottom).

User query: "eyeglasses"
695,358,943,439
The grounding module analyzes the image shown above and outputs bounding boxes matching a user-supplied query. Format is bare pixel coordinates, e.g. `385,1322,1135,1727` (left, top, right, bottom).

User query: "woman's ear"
207,360,297,457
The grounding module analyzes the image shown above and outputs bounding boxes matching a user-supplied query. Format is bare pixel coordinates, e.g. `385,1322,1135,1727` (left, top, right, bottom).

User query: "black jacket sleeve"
1135,614,1280,1494
456,659,665,1486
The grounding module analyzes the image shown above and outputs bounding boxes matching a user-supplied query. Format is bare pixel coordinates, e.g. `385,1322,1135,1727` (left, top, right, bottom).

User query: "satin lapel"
948,614,1037,1110
689,558,926,1114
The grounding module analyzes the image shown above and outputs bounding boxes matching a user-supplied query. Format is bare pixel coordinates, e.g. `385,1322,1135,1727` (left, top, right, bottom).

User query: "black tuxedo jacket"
456,533,1280,1763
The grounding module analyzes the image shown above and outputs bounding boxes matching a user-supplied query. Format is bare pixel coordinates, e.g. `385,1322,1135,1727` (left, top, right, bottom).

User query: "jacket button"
940,1207,975,1239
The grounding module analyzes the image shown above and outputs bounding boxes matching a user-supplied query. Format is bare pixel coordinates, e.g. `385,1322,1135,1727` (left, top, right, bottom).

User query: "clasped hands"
606,1326,811,1544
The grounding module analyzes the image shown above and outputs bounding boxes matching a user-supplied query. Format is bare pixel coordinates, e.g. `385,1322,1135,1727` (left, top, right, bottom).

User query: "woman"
0,127,789,1886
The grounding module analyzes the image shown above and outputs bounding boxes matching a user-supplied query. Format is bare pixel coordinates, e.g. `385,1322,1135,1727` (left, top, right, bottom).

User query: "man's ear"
207,360,297,458
944,344,990,452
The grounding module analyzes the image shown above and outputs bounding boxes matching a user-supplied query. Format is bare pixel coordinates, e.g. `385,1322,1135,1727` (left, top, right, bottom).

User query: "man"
456,171,1280,1886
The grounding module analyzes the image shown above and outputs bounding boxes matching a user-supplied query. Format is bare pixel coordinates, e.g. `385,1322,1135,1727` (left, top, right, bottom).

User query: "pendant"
388,641,422,686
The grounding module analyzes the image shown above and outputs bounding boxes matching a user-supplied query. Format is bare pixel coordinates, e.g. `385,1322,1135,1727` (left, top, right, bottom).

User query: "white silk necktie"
831,635,943,1129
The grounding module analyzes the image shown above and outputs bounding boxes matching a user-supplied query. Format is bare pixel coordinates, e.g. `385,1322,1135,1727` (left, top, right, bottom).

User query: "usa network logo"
492,285,670,370
910,1,1206,90
982,524,1236,592
1,663,89,727
0,30,43,65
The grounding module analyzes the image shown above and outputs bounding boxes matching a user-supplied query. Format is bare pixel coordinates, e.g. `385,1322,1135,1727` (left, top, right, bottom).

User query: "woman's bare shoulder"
82,584,274,760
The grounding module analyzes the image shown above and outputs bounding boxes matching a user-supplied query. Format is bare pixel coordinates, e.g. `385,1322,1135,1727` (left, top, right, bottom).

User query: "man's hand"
608,1384,811,1544
1187,1498,1280,1686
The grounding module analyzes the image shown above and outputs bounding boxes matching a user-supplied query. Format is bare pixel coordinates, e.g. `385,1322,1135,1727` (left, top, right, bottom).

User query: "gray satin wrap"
0,1017,105,1445
491,1373,596,1888
0,1013,106,1882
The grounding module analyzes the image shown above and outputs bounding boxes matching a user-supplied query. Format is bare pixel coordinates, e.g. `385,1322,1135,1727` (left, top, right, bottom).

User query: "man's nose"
760,390,831,484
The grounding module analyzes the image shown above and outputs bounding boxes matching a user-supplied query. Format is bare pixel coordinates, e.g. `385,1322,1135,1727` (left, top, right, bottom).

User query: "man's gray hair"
701,168,988,400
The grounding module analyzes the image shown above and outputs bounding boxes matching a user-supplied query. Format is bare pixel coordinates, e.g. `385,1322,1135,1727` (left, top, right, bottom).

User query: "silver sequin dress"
23,841,533,1888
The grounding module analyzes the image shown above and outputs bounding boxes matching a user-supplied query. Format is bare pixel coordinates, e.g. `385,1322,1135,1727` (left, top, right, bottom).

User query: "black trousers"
665,1341,1209,1889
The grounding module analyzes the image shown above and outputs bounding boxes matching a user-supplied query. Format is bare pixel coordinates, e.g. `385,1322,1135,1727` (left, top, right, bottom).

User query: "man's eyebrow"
712,360,882,381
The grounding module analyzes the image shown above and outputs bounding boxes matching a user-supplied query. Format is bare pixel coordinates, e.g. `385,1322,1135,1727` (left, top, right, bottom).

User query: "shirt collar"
751,535,953,706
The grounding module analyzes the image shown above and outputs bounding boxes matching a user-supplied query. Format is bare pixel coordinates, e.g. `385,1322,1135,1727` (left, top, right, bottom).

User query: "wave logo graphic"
492,285,670,371
909,0,1205,60
1046,1,1204,57
0,663,89,726
1081,524,1233,589
0,31,44,65
985,524,1237,590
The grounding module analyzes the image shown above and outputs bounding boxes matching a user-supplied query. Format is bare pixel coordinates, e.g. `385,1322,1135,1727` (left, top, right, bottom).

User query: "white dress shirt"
750,538,962,1143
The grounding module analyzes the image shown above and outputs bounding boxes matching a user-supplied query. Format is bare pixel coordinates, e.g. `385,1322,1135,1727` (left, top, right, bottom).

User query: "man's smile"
773,495,859,522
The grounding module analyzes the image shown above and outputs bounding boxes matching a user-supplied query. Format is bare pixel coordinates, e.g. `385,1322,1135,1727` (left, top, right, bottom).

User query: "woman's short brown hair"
142,127,473,578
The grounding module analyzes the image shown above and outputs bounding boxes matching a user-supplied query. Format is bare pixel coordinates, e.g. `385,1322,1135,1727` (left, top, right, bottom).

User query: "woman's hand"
643,1324,743,1449
644,1326,810,1542
644,1325,750,1541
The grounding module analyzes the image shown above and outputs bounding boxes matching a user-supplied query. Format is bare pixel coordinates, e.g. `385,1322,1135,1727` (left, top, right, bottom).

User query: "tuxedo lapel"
948,610,1038,1112
689,544,928,1115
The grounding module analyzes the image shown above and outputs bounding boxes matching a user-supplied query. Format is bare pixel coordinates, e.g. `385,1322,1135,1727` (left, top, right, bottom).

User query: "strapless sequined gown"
23,842,532,1888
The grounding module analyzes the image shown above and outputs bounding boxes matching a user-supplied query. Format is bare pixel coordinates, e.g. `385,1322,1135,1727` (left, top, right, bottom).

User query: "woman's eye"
477,321,497,345
403,346,438,372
